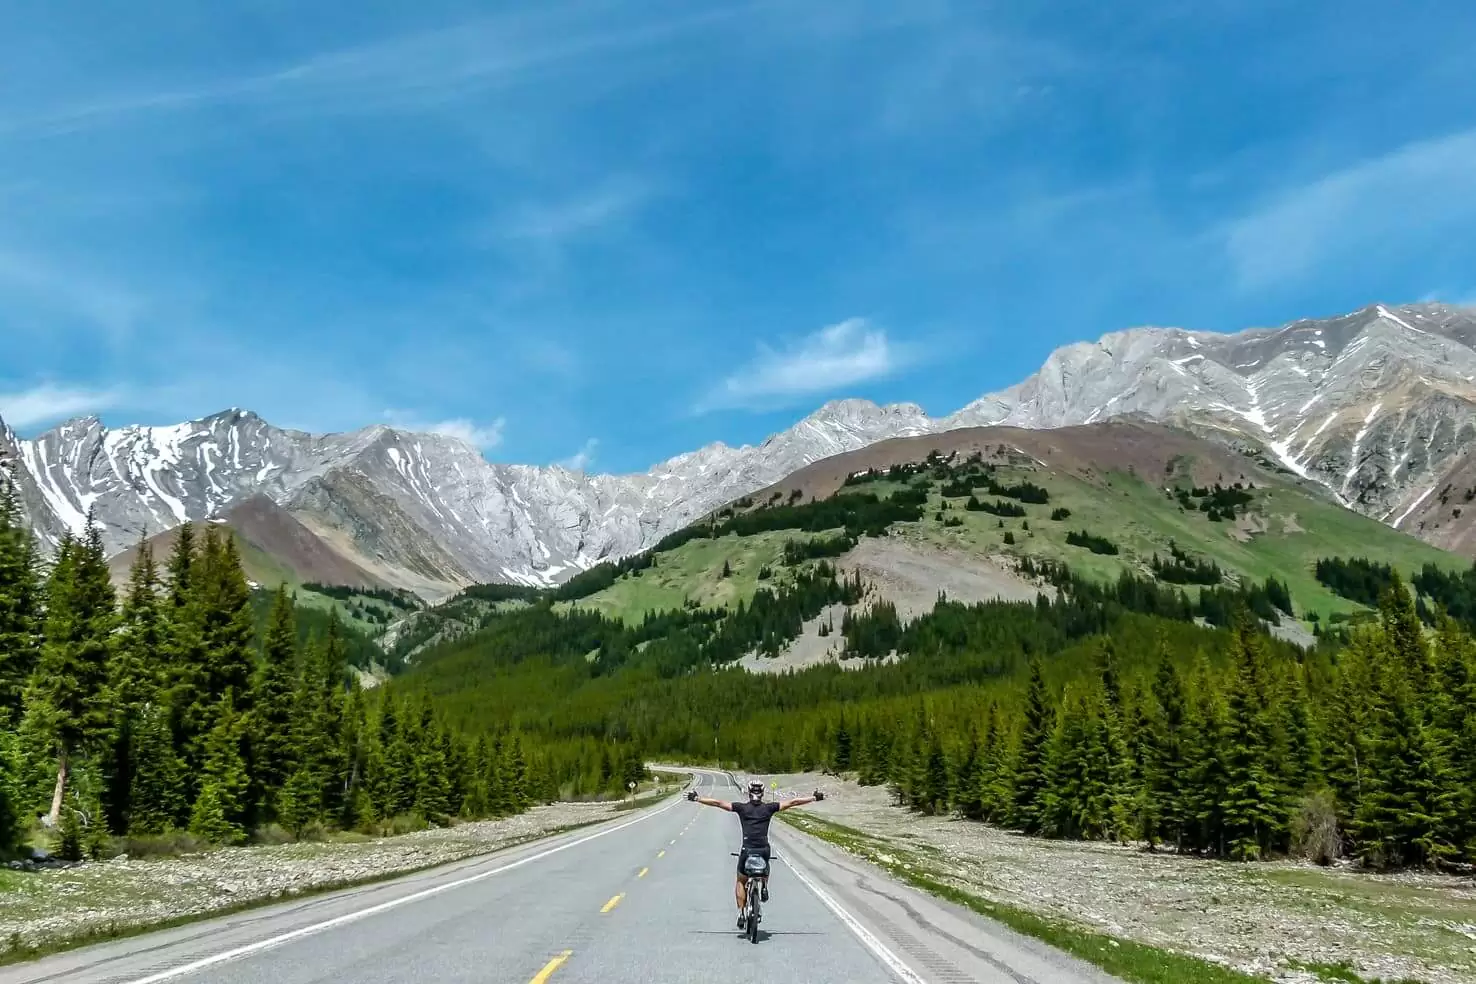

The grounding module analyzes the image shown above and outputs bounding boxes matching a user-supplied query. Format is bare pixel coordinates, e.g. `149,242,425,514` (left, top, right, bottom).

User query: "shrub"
1289,790,1341,865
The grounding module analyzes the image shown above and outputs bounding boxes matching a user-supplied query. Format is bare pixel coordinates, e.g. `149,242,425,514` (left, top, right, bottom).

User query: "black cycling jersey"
730,800,781,850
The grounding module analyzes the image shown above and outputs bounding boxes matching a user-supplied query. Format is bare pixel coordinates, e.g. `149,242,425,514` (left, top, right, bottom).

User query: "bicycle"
731,851,769,943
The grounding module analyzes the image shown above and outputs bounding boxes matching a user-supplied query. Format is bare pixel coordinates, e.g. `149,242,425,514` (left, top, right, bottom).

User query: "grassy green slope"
901,464,1465,620
560,461,1465,626
562,531,831,623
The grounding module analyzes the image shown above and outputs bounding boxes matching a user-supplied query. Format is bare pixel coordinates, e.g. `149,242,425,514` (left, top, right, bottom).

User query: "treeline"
1315,557,1476,637
965,497,1026,518
410,565,867,690
782,534,855,565
1151,542,1222,585
1172,483,1254,521
401,546,1472,866
1315,557,1395,607
0,490,636,858
1066,530,1119,555
247,592,394,673
302,583,422,612
842,579,1475,868
1019,558,1291,628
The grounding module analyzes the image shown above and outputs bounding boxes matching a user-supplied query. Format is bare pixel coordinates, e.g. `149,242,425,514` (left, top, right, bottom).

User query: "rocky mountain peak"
9,300,1476,597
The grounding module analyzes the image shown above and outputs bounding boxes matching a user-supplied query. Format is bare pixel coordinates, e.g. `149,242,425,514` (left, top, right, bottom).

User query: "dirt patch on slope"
837,536,1046,619
742,538,1048,674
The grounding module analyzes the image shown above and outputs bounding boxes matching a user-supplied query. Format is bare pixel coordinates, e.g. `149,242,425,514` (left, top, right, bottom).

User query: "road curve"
0,770,1121,984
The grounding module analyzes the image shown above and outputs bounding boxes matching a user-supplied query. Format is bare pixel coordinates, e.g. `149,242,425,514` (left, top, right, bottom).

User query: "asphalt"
1,770,1122,984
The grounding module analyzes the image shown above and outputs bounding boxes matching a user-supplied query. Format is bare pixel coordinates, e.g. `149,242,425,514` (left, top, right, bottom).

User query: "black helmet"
747,780,765,799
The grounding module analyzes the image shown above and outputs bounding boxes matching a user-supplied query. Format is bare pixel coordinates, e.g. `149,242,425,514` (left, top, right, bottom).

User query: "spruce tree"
1356,684,1458,867
0,481,42,723
195,691,249,842
31,519,117,825
161,525,210,775
1146,653,1190,850
953,727,984,820
104,542,165,833
196,530,256,711
251,587,299,819
127,703,185,834
1221,621,1282,860
1010,658,1054,834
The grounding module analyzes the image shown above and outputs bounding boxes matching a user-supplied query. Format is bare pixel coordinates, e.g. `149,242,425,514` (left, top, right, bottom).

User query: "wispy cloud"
557,438,599,471
1224,128,1476,289
494,178,653,252
383,411,506,450
698,318,900,412
2,4,765,137
0,382,124,431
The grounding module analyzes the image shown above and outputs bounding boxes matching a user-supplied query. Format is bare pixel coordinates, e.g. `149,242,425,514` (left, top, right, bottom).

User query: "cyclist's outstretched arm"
688,794,734,810
779,790,826,810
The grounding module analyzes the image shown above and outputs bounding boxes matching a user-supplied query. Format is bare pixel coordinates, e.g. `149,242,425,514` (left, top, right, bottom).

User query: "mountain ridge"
6,300,1476,597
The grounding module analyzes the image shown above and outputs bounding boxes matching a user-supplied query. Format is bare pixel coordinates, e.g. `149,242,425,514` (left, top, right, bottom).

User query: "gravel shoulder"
764,772,1476,984
0,797,668,961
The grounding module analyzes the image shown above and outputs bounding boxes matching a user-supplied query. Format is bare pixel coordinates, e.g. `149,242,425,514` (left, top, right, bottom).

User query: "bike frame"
733,852,769,943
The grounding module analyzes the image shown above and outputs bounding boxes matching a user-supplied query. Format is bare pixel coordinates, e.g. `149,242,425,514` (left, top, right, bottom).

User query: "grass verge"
781,812,1269,984
0,815,617,969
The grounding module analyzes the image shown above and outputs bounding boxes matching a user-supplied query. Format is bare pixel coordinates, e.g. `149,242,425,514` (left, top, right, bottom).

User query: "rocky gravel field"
0,799,648,959
767,771,1476,984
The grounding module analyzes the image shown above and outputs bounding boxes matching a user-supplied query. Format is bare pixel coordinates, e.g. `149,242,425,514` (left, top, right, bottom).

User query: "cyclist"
687,779,824,928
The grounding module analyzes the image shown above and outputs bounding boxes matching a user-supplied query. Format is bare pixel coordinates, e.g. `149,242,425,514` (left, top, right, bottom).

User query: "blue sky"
3,0,1476,473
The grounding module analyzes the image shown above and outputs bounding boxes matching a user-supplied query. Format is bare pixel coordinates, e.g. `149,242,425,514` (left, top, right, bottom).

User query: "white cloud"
0,383,123,431
698,318,898,412
1224,129,1476,288
499,180,651,249
557,438,599,471
383,411,506,449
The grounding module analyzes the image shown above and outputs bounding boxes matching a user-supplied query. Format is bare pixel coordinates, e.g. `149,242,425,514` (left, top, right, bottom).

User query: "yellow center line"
657,850,665,858
601,894,625,914
638,867,649,878
529,950,573,984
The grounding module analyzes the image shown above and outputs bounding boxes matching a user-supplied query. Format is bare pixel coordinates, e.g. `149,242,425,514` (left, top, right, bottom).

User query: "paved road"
2,770,1120,984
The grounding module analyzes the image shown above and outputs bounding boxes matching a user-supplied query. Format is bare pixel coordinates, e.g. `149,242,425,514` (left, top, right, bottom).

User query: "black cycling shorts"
736,847,771,878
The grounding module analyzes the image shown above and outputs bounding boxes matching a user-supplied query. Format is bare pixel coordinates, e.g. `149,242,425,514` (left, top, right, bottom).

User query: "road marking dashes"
638,867,649,879
601,894,624,914
529,950,572,984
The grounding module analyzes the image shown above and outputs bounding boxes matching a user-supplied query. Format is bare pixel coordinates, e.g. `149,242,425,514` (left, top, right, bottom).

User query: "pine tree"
1379,574,1433,699
251,587,299,819
189,781,240,846
0,728,24,854
1183,664,1229,855
1221,622,1283,860
977,703,1012,823
276,767,320,837
161,524,210,776
919,728,948,816
195,692,249,841
30,518,117,825
1145,653,1190,850
196,530,257,712
104,543,165,833
832,716,853,772
1356,684,1459,868
0,481,42,723
1010,658,1054,833
127,703,185,834
953,727,984,820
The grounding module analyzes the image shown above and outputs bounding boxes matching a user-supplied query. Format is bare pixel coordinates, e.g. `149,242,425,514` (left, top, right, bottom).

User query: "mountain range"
4,301,1474,598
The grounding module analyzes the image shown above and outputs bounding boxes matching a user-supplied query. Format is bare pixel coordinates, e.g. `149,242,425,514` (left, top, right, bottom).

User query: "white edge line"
121,798,683,984
778,846,927,984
